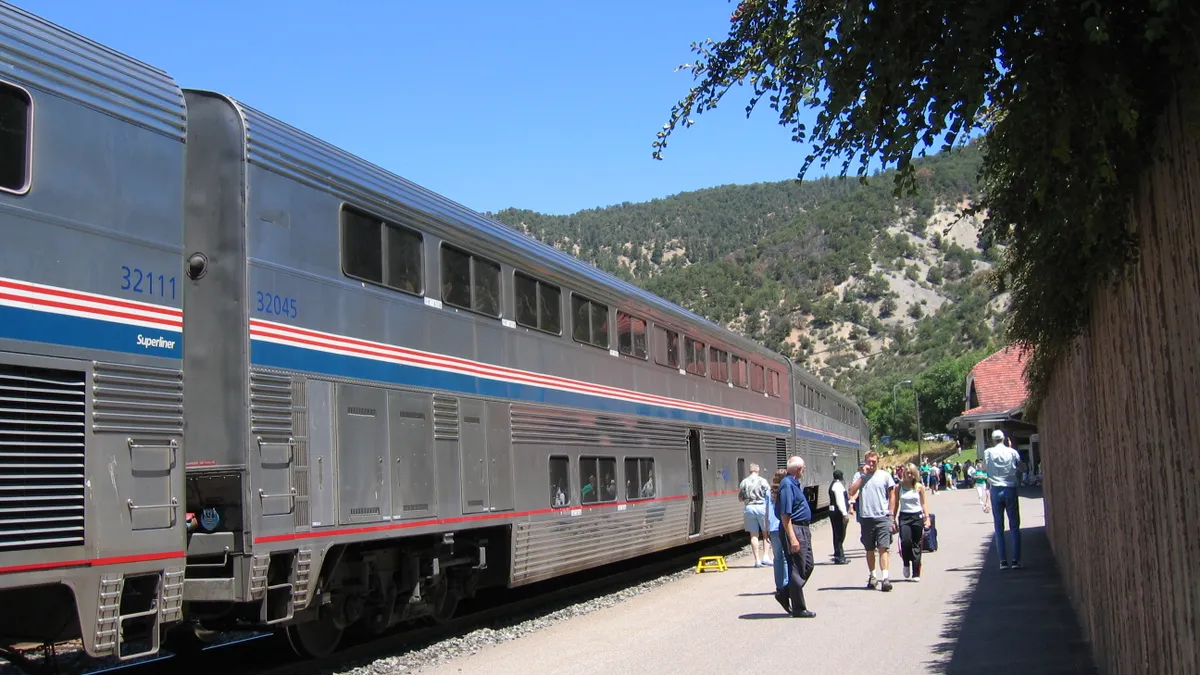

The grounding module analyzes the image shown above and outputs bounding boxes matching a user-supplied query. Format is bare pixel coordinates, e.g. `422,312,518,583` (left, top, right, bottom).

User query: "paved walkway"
424,487,1097,675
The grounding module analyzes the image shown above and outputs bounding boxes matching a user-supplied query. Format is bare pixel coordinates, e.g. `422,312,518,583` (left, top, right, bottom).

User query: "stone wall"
1039,95,1199,674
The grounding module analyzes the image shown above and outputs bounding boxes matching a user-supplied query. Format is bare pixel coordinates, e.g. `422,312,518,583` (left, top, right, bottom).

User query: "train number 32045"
256,291,298,318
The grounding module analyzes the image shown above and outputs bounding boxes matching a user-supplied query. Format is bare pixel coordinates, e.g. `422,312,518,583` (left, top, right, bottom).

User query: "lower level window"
625,457,655,500
549,455,569,508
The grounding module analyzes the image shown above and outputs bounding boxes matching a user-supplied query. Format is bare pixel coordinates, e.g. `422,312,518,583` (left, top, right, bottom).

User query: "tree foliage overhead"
654,0,1200,411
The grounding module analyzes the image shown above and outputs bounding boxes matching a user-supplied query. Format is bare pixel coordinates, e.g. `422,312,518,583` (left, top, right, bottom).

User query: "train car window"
341,206,425,294
731,355,749,388
737,458,746,484
580,456,618,504
684,337,706,376
571,294,609,348
709,347,729,383
549,455,570,508
624,457,656,500
0,83,30,193
441,245,501,317
751,363,766,393
654,326,679,369
617,311,648,359
514,272,562,335
767,369,781,397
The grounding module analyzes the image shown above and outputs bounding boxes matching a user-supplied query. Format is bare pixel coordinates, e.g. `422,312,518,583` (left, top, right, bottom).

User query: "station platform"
424,487,1098,675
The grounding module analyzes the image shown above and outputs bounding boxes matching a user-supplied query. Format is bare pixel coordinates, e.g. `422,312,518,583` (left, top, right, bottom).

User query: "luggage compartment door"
459,399,488,514
336,384,389,524
484,401,513,512
389,390,435,520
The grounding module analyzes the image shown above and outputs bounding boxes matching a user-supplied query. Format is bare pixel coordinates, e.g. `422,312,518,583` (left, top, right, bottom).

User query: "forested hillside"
489,143,1006,441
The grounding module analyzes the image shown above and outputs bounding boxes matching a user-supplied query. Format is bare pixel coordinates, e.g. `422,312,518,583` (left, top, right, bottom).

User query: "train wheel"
285,617,344,659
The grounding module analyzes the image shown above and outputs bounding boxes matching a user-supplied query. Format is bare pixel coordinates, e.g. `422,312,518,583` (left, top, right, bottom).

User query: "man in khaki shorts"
848,450,898,592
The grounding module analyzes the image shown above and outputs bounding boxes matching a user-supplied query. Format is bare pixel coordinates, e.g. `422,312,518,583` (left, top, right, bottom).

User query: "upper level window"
684,337,706,376
751,363,766,393
730,355,749,388
767,369,781,397
655,326,679,368
571,294,609,348
0,82,29,193
342,206,424,294
617,311,647,359
514,271,561,334
441,245,501,317
709,347,729,383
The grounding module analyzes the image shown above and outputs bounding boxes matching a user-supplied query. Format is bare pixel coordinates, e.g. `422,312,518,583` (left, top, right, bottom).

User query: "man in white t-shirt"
984,430,1023,570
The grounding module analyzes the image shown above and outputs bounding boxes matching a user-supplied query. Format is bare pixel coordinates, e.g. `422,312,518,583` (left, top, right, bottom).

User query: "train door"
687,429,704,536
484,401,514,512
388,390,435,520
335,383,390,525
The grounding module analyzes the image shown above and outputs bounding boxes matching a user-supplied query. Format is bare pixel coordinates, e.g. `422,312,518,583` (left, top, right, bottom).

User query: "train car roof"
0,2,186,141
206,91,786,366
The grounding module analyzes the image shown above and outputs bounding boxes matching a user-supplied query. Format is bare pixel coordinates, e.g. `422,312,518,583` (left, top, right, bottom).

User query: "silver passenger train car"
0,3,867,663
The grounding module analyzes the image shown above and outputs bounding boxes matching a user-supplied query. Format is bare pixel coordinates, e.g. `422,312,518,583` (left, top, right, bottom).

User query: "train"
0,2,868,665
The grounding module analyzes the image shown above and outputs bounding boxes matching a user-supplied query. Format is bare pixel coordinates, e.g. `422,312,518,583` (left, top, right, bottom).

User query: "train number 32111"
256,291,298,318
121,266,177,299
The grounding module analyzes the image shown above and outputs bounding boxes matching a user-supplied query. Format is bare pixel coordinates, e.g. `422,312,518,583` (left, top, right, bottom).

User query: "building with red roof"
948,345,1040,470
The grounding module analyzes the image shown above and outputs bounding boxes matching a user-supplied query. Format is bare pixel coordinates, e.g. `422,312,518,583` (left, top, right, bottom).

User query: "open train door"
687,429,704,536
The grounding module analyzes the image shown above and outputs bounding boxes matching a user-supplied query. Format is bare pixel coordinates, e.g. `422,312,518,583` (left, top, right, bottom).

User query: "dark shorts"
860,517,893,550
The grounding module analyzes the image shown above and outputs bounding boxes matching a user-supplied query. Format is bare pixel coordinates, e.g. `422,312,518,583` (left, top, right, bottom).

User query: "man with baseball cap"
984,429,1023,570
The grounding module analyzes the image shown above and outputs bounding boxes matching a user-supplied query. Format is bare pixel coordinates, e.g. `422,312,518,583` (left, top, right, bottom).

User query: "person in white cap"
983,429,1023,570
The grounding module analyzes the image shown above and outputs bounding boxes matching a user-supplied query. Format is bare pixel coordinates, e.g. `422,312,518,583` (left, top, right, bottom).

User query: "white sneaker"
913,576,921,582
903,563,911,579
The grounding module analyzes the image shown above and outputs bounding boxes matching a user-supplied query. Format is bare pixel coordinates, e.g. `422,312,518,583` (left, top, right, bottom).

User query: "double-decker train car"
0,2,867,664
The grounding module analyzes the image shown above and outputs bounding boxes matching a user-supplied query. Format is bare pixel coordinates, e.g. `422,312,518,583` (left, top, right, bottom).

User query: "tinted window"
385,224,423,293
751,363,766,392
617,311,647,359
540,283,562,334
0,83,30,192
625,457,656,500
342,209,383,284
655,326,679,368
581,456,617,504
549,455,570,508
515,272,538,328
731,355,748,388
474,257,501,316
685,337,706,376
709,347,729,382
571,294,609,348
767,369,781,397
441,246,472,309
515,272,562,334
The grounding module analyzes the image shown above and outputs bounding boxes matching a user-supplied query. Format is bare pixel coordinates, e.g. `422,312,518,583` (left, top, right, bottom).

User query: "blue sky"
17,0,830,215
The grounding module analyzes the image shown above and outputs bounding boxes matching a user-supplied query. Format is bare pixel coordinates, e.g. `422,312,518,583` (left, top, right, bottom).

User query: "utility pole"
896,379,922,465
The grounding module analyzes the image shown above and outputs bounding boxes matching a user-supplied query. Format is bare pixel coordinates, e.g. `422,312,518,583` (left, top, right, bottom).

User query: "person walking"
737,463,772,567
895,463,931,582
973,459,988,508
827,469,850,564
766,469,790,595
984,430,1023,570
848,450,897,592
775,456,816,617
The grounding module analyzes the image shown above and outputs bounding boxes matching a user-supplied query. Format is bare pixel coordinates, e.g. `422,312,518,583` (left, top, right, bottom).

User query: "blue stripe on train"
251,339,811,437
0,304,182,359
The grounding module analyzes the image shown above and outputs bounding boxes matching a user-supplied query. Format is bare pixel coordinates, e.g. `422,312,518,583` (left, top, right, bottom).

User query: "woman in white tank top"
894,463,931,581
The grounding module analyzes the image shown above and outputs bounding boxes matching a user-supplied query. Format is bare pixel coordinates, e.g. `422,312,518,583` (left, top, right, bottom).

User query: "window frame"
513,270,563,336
0,80,32,196
616,310,648,359
570,292,610,349
750,362,766,393
767,369,781,397
439,242,502,318
340,204,425,296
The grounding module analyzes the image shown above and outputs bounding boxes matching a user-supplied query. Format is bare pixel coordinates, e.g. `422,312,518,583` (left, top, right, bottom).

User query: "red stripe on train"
0,550,185,576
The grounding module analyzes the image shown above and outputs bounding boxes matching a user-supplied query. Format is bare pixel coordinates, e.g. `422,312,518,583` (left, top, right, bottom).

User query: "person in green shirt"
973,460,989,510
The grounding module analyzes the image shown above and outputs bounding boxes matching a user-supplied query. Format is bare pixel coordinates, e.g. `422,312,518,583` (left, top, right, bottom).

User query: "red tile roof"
962,345,1030,416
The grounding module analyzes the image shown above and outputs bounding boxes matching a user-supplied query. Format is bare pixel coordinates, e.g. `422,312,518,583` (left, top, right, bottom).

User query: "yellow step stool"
695,556,728,573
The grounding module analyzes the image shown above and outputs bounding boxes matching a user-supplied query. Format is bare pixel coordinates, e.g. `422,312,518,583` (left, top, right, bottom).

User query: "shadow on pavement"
925,524,1098,674
737,612,791,620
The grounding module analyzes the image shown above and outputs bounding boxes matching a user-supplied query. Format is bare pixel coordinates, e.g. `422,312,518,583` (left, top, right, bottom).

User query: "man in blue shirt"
775,455,816,618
